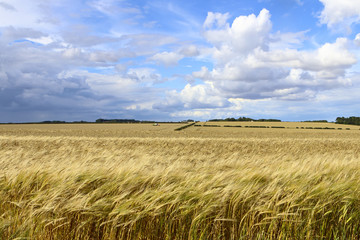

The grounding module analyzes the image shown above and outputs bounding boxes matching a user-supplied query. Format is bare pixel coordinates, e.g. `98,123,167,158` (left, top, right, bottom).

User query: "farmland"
1,122,360,239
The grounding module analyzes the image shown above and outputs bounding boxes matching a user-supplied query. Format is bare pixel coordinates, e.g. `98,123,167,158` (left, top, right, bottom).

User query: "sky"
1,0,360,122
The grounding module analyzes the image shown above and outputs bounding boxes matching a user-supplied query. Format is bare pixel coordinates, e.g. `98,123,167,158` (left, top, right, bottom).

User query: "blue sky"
1,0,360,122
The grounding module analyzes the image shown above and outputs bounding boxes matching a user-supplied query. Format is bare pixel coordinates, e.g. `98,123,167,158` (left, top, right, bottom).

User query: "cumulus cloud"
185,9,357,103
161,8,358,116
250,38,356,72
204,9,272,57
168,97,244,120
155,83,230,111
319,0,360,31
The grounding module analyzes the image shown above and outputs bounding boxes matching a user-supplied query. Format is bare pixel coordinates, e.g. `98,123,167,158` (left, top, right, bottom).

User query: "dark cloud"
0,27,170,122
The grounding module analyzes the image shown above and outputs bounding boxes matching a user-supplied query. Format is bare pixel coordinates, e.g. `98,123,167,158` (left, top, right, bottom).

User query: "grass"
1,124,360,239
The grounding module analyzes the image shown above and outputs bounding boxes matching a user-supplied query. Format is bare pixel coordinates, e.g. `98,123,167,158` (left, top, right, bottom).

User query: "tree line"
209,117,281,122
336,116,360,125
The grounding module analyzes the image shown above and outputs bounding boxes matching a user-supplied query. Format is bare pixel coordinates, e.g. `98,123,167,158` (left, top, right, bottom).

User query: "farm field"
199,121,360,129
0,123,187,138
1,123,360,239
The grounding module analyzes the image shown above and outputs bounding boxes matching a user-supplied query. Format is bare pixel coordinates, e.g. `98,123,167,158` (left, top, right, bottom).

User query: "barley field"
200,121,360,130
1,123,360,239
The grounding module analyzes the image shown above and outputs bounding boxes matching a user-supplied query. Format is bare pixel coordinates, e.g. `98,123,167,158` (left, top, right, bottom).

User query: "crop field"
0,123,188,138
199,121,360,130
1,123,360,239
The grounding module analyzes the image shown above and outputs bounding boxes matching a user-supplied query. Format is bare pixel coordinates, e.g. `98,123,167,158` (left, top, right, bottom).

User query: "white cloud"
62,25,120,47
204,9,272,56
269,30,308,50
125,101,154,111
0,26,46,42
192,66,210,79
120,33,178,55
169,97,245,120
176,84,228,108
26,35,58,45
156,83,230,111
170,110,211,118
89,51,120,63
179,45,199,57
355,33,360,46
189,9,358,102
310,38,356,70
62,47,84,59
251,38,356,71
153,8,358,117
149,51,184,66
0,0,57,31
79,72,138,97
89,0,142,17
203,12,230,29
115,64,127,73
319,0,360,31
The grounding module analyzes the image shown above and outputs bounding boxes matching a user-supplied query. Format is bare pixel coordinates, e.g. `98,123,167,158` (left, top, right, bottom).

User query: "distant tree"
303,120,328,123
258,119,281,122
237,117,254,121
41,120,66,124
95,119,139,123
208,117,282,122
336,116,360,125
225,117,236,121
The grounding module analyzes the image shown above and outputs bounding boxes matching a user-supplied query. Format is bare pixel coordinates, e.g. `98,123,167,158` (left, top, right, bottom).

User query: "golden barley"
1,123,360,239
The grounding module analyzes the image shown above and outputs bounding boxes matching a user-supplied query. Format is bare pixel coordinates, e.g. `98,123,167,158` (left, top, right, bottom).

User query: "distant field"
1,123,360,239
0,123,187,138
186,121,360,139
199,121,360,129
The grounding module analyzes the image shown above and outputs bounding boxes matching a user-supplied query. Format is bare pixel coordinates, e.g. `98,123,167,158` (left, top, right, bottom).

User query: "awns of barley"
1,135,360,239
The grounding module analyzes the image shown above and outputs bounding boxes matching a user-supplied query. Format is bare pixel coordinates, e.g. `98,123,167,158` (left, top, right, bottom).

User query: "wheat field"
1,123,360,239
